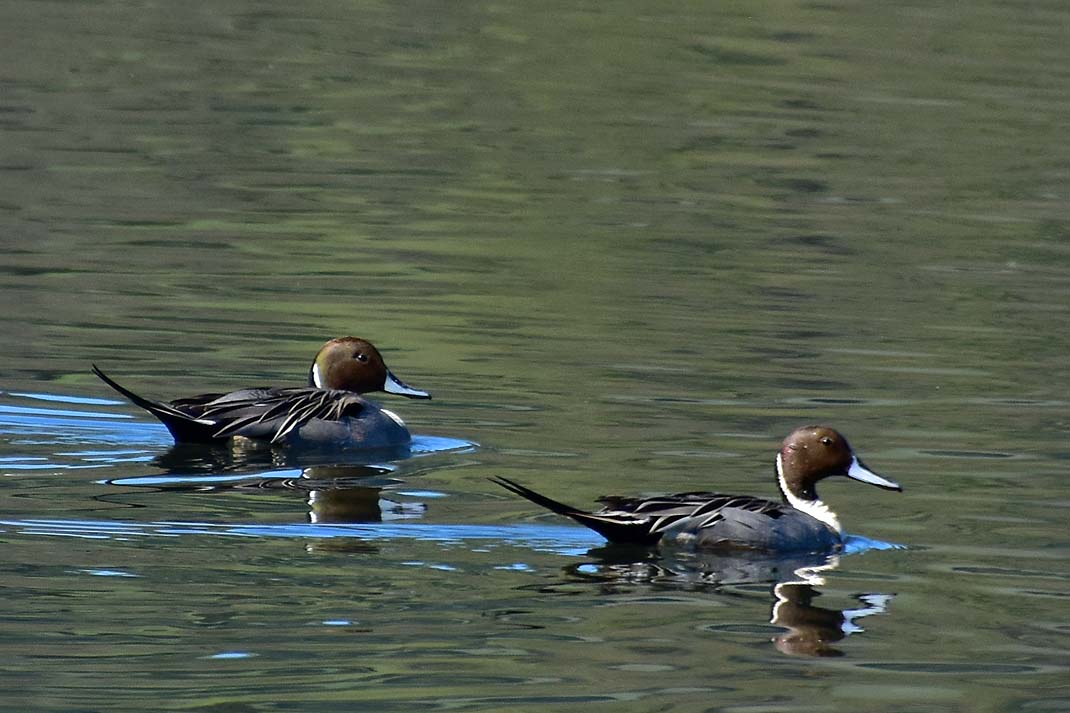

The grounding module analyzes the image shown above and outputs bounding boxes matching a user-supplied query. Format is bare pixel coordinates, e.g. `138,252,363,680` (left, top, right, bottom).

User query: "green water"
1,1,1068,711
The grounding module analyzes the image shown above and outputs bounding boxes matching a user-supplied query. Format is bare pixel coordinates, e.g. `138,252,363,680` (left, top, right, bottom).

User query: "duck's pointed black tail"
91,365,221,443
490,476,586,517
490,476,659,546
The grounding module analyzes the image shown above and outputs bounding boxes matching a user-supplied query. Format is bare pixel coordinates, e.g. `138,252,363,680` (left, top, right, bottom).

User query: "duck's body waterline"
93,337,430,449
493,426,902,554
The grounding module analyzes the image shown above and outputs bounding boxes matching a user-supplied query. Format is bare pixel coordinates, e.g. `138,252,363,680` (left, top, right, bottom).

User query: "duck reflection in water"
771,577,893,657
150,440,415,475
105,444,428,526
560,546,894,657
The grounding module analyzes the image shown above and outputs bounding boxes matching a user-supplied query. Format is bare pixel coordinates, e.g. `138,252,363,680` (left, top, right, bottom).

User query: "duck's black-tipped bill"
846,457,901,492
383,370,431,399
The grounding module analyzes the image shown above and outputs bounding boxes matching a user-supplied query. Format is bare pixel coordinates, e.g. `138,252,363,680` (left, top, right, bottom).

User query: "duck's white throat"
776,452,843,533
312,362,324,388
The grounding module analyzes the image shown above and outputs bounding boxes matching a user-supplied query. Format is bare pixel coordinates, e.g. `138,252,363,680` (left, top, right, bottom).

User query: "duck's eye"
354,353,369,363
820,437,833,446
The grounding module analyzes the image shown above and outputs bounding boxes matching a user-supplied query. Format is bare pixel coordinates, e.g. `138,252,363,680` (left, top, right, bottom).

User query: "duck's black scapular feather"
202,387,366,443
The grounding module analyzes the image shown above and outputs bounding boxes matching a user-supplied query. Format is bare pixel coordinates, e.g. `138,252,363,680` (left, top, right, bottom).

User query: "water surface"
1,1,1068,711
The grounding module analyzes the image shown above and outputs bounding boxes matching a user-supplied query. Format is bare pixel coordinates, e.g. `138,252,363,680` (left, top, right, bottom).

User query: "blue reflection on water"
0,516,902,557
0,404,130,420
0,517,602,554
105,469,309,486
411,435,477,454
842,534,907,553
77,568,140,577
206,652,257,660
8,392,124,407
0,394,171,449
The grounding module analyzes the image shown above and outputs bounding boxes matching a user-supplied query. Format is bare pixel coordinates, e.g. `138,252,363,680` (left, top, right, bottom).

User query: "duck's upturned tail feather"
91,365,221,443
490,476,660,546
490,476,584,517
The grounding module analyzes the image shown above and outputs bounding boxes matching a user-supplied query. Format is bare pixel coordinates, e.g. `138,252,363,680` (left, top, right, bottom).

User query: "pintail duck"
93,337,430,449
492,426,901,553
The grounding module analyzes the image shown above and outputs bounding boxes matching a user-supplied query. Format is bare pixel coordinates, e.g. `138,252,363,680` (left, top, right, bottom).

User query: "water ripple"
0,518,604,553
0,516,903,562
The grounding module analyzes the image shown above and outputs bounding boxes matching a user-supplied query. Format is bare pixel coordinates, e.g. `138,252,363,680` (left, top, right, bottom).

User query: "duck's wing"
203,387,367,443
596,492,787,536
169,388,273,414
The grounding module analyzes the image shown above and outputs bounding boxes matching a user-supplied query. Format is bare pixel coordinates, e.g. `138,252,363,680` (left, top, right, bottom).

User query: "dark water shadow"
101,442,479,525
107,460,427,525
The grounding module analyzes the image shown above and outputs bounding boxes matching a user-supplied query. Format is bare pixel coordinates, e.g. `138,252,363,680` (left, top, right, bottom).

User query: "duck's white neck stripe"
312,362,324,388
776,452,843,534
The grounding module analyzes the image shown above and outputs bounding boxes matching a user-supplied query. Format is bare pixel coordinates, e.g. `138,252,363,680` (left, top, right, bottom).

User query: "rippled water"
2,0,1069,711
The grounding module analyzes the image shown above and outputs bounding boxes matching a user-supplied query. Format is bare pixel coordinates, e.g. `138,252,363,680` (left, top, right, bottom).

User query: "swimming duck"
93,336,430,449
492,426,901,553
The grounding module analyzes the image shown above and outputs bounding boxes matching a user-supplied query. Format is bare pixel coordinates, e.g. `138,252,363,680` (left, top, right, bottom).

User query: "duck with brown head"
492,426,902,554
93,336,431,449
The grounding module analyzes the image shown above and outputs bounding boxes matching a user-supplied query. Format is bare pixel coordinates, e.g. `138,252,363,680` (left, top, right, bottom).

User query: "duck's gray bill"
384,370,431,399
846,457,901,491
